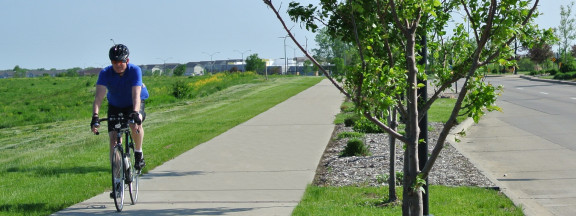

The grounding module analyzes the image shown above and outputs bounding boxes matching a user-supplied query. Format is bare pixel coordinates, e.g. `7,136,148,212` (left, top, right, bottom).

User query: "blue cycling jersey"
96,63,149,108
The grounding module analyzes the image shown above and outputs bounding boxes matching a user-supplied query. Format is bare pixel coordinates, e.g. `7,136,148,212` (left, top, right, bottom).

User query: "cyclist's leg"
130,124,143,153
129,99,145,151
129,100,146,169
108,132,117,162
107,105,122,162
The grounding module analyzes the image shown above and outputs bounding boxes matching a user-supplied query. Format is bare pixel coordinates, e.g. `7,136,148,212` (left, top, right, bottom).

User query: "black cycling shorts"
107,100,146,132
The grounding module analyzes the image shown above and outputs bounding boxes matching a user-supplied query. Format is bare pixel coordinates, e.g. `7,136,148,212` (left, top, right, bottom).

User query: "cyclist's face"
111,59,128,74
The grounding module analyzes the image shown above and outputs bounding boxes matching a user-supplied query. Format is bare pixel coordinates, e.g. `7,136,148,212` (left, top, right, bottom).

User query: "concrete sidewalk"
54,79,344,215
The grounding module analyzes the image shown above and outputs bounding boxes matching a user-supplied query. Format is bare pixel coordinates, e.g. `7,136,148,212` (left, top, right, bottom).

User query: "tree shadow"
0,202,63,215
54,205,289,215
5,165,108,177
141,170,206,179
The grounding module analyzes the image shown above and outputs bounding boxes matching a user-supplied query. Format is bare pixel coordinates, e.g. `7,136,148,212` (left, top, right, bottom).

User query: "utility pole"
278,35,288,74
156,57,172,76
203,52,220,74
234,49,251,72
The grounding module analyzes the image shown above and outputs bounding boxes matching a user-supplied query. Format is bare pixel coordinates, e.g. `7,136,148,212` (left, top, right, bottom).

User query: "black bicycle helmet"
109,44,129,62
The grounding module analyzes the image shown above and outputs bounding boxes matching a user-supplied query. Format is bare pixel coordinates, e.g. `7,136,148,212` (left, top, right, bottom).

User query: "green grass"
293,186,523,216
336,131,364,140
0,75,323,216
428,98,467,123
0,73,266,130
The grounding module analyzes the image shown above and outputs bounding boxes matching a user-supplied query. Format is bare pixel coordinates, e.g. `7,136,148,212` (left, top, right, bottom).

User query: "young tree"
559,2,576,63
264,0,551,215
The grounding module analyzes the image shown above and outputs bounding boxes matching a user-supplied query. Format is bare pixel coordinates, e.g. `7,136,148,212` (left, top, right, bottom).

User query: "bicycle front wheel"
111,145,125,212
127,151,139,204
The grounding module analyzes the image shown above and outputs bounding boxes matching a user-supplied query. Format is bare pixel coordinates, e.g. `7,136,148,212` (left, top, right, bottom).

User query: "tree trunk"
402,186,423,216
403,28,423,216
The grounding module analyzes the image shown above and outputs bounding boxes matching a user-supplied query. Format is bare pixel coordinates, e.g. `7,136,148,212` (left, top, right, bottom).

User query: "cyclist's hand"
130,111,142,125
90,114,100,134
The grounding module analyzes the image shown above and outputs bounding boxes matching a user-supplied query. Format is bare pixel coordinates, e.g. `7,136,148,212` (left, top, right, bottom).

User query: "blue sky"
0,0,569,70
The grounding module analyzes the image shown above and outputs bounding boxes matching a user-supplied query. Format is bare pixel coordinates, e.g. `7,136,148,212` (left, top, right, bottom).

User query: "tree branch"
263,0,350,98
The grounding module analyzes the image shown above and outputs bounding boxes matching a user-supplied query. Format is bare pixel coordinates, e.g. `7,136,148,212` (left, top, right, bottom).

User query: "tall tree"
312,27,358,77
529,42,554,64
559,2,576,62
245,54,266,74
173,64,186,76
265,0,551,215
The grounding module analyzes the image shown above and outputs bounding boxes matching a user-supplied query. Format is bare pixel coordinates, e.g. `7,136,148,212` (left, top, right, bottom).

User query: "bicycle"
94,113,140,212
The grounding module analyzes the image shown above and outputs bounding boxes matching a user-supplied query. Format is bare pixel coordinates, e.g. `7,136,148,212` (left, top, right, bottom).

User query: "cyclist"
90,44,149,174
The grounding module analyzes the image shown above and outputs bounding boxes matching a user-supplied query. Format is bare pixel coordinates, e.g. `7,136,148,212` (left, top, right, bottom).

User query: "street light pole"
156,57,172,76
234,49,251,72
203,52,220,74
278,35,288,74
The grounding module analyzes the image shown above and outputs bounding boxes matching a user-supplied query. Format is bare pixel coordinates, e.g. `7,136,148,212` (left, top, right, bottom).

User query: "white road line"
571,98,576,100
516,88,524,90
540,92,549,95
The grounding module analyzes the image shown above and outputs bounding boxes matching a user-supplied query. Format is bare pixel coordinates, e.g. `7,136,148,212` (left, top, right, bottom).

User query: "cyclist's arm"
93,84,107,115
131,85,142,113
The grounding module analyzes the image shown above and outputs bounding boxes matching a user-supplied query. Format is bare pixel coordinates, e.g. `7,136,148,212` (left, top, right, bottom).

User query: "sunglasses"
112,60,127,64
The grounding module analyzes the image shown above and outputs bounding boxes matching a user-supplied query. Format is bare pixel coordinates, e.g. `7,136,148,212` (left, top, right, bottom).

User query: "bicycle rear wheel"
127,150,139,204
111,145,125,212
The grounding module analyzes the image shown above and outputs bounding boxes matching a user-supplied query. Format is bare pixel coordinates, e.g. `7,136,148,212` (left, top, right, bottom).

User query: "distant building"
0,56,315,78
185,63,205,76
0,70,13,78
79,68,102,76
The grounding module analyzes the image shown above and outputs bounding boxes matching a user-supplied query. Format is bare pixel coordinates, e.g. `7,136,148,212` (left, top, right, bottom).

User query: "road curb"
519,74,576,86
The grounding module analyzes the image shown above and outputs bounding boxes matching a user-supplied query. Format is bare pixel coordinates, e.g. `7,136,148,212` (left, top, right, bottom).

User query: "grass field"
292,186,523,215
0,74,323,216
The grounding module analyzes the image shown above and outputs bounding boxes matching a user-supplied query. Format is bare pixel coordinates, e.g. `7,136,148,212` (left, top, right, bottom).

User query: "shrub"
528,71,539,76
340,138,371,157
172,80,191,98
378,171,404,186
547,69,559,76
344,115,360,127
336,131,365,140
560,61,576,73
353,116,384,133
340,101,355,112
553,72,576,80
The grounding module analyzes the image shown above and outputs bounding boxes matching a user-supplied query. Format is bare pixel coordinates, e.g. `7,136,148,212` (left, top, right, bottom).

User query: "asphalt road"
455,76,576,216
489,76,576,151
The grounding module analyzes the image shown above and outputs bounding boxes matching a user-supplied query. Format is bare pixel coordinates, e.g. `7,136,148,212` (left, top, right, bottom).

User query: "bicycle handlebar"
93,116,138,135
